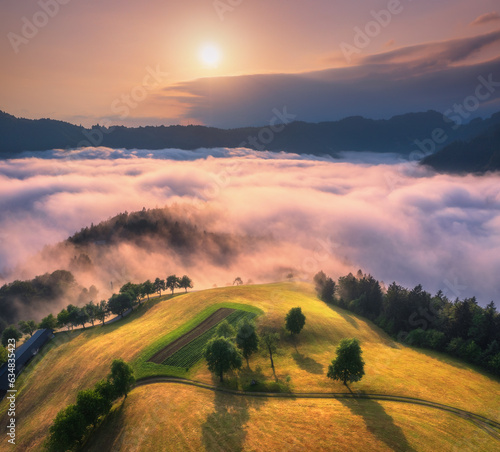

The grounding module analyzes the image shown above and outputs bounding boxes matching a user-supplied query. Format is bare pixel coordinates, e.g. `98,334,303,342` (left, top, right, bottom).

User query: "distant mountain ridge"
422,123,500,174
2,109,500,157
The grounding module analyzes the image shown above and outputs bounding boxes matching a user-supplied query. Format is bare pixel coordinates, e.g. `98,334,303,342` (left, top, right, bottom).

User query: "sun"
199,43,222,68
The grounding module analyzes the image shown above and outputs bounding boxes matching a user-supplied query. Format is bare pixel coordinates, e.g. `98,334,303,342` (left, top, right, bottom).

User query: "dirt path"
134,376,500,440
148,308,235,364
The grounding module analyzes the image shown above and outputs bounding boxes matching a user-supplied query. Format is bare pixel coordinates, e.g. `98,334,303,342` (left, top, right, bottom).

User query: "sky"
1,0,500,127
1,149,499,312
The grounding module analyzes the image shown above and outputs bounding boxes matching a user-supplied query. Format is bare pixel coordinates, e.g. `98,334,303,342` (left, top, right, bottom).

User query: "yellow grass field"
85,384,499,452
0,282,499,451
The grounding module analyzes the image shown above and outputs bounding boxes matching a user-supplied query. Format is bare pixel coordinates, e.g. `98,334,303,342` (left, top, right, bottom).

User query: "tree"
204,337,242,382
94,378,115,401
141,280,155,301
285,307,306,336
166,275,180,294
0,346,8,366
66,304,81,329
18,319,37,337
179,275,193,293
73,307,90,329
46,359,134,452
233,277,243,286
154,278,165,296
84,301,99,326
260,328,280,376
1,325,22,347
96,300,109,325
46,404,86,452
313,271,336,303
108,292,134,318
75,388,111,427
236,319,259,367
215,320,235,339
109,358,135,398
327,338,365,386
39,313,57,330
120,282,141,303
57,309,71,330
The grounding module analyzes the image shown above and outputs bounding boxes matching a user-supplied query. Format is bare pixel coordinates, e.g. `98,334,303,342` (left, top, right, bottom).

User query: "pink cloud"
471,12,500,26
0,148,499,315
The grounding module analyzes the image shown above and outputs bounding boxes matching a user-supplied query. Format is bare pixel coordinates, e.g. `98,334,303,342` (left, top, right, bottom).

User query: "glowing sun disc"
199,44,221,67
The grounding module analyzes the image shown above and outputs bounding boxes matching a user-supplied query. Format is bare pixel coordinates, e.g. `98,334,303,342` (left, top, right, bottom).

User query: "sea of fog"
1,147,499,305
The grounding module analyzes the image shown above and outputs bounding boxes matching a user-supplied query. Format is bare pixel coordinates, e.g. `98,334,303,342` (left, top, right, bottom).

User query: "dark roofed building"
0,329,53,396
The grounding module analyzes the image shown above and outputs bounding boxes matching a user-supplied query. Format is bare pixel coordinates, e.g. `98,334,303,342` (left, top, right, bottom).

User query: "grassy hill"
1,282,499,451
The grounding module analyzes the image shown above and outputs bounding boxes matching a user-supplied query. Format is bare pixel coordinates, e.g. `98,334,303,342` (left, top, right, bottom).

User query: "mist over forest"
0,147,499,325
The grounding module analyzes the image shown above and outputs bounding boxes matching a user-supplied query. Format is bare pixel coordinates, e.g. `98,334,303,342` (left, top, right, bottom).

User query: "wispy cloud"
166,55,500,127
471,12,500,26
360,29,500,70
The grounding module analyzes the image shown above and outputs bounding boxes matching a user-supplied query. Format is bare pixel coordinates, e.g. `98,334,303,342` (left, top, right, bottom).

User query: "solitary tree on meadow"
285,307,306,337
327,338,365,386
204,337,242,382
260,328,280,376
236,319,259,367
233,277,243,286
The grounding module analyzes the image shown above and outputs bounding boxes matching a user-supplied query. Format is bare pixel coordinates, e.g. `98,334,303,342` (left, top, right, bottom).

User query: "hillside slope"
0,283,498,451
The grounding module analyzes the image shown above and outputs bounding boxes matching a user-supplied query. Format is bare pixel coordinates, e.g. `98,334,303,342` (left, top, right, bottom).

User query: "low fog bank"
0,147,499,319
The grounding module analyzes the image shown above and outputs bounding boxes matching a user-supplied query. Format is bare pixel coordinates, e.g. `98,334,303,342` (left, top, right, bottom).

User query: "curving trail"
135,376,500,441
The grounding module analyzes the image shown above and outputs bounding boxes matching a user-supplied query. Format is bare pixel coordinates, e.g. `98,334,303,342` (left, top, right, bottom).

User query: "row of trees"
204,307,307,382
0,275,194,357
314,270,500,375
46,359,135,452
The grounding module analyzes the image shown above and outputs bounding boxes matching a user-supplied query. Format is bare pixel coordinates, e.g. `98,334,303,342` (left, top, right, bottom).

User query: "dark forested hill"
65,207,249,265
2,109,500,156
422,123,500,174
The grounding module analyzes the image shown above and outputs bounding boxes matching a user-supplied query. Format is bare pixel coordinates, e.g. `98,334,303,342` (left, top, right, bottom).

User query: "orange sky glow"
1,0,499,127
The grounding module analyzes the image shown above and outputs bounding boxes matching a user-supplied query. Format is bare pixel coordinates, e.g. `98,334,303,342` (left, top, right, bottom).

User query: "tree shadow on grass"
291,352,324,375
339,397,416,452
201,389,264,452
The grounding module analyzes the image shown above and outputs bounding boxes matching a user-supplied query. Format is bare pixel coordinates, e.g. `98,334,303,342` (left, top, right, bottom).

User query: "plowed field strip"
148,308,235,364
